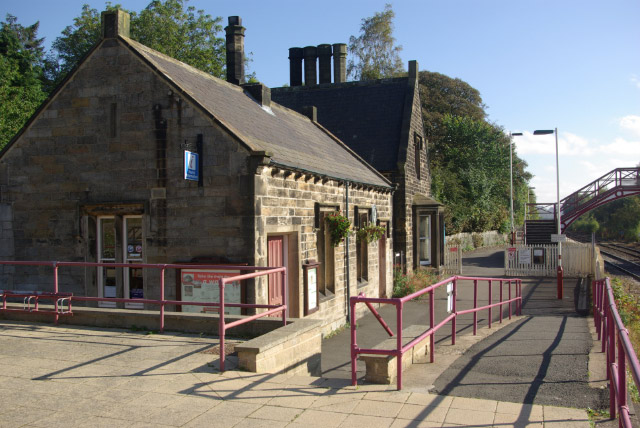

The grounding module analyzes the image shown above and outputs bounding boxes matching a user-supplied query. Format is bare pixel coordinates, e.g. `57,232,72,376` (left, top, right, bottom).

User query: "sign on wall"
303,261,320,315
518,249,532,264
184,150,199,181
180,269,241,314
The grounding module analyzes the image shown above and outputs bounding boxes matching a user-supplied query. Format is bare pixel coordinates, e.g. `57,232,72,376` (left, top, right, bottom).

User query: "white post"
555,127,562,269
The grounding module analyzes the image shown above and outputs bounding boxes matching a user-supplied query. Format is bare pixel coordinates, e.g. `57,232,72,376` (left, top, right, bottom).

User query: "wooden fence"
443,244,463,275
505,242,594,277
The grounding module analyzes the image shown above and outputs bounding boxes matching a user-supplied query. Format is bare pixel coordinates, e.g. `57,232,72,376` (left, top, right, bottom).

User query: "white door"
97,217,117,308
123,216,144,309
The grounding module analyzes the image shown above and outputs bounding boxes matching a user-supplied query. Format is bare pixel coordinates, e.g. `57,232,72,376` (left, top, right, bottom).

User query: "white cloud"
632,75,640,89
598,138,640,156
619,115,640,137
512,131,592,156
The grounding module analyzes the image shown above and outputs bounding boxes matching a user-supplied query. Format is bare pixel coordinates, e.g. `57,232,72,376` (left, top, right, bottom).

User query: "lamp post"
524,187,535,244
533,128,562,299
509,133,523,245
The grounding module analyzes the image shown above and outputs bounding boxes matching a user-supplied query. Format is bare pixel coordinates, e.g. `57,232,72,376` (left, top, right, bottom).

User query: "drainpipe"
345,181,351,323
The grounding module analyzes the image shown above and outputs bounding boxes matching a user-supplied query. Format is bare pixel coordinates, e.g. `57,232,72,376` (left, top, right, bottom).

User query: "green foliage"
46,0,226,90
429,114,531,234
347,3,404,81
325,211,351,247
356,223,386,244
0,14,47,150
570,196,640,241
392,267,440,298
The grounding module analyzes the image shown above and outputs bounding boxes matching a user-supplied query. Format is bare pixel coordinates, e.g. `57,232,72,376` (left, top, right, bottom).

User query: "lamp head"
511,132,523,136
533,129,554,135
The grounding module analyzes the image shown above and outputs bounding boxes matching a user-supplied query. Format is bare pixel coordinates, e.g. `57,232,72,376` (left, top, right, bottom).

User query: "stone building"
0,11,393,328
272,46,445,272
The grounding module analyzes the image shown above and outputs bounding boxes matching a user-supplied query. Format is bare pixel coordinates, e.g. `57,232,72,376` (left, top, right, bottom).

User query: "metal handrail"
350,275,522,390
0,260,287,372
593,278,640,427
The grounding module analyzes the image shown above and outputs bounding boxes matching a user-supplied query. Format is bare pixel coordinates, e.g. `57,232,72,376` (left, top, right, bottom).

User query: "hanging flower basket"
356,223,386,244
325,211,351,247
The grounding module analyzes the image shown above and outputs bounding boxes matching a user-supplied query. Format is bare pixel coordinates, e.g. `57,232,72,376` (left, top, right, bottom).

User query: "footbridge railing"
350,275,522,390
0,260,287,372
594,277,640,428
527,167,640,232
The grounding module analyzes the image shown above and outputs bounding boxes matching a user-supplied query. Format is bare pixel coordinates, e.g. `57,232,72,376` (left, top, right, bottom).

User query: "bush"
392,267,440,298
472,233,483,249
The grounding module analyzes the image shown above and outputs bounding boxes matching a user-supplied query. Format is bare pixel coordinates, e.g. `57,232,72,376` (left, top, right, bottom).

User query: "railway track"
565,232,640,282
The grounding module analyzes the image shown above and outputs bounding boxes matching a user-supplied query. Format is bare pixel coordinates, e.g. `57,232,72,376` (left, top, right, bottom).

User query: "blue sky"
3,0,639,204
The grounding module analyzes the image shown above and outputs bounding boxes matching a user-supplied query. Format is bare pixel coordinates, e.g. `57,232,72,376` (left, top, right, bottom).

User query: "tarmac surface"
0,247,613,427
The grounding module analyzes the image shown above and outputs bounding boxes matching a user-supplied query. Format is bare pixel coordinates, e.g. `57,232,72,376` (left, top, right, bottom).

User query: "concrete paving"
0,247,605,427
0,319,592,427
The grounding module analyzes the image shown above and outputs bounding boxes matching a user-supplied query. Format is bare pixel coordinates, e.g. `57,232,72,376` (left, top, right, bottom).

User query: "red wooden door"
267,236,284,306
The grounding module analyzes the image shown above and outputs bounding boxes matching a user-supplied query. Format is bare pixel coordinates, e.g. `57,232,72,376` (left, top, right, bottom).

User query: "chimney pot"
303,46,318,87
101,10,130,39
332,43,347,83
317,44,332,84
225,16,245,85
288,47,303,87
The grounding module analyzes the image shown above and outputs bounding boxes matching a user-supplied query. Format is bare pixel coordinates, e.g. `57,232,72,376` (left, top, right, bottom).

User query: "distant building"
0,11,393,327
272,46,445,272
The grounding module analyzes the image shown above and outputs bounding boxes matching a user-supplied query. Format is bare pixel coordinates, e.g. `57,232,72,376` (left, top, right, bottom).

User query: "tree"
347,3,404,81
46,0,226,90
0,14,47,149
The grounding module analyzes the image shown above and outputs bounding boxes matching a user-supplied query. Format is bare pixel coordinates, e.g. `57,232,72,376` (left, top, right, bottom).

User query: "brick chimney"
289,47,303,87
317,44,332,84
303,46,317,86
243,83,271,108
332,43,347,83
225,16,245,85
101,9,130,39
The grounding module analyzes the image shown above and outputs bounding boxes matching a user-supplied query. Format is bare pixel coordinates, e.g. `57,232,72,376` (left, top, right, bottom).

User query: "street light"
533,128,562,299
509,133,523,245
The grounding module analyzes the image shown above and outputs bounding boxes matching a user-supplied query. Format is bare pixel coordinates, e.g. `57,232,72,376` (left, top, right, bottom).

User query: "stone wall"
446,231,508,251
254,166,393,331
0,39,255,303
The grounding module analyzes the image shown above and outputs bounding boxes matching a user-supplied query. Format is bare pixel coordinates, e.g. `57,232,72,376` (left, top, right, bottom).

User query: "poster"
307,267,317,312
518,249,532,265
180,269,241,315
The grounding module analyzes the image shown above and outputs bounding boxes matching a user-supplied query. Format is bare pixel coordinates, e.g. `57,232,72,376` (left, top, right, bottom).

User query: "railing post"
397,301,403,391
508,280,512,320
499,280,503,324
452,278,457,345
602,290,608,355
282,268,287,326
350,296,358,387
618,332,626,424
219,278,226,372
473,279,478,336
608,304,615,417
488,280,492,329
160,266,165,333
53,262,59,325
429,289,435,363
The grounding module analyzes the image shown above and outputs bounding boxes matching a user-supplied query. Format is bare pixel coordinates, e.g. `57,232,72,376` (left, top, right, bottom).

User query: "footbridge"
526,167,640,243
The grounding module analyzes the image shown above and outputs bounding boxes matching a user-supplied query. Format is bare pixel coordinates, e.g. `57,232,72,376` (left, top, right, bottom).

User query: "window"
316,207,336,295
356,209,369,284
96,215,145,308
414,133,423,180
417,212,431,266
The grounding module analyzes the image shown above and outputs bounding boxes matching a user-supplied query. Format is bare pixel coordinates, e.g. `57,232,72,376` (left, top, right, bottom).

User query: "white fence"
505,242,594,277
443,244,462,275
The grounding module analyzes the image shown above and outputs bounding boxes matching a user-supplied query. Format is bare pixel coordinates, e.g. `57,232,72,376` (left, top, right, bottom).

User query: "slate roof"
271,79,411,172
122,37,390,189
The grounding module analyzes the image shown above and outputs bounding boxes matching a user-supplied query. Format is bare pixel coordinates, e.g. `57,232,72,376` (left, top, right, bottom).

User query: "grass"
392,266,441,298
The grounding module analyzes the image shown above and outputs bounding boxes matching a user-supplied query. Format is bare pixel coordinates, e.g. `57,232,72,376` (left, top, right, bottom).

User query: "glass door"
97,217,117,308
418,213,431,266
124,216,144,309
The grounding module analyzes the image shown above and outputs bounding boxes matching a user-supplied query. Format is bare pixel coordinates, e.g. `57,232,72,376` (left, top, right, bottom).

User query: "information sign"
518,249,532,264
180,269,241,315
550,234,567,243
184,150,199,181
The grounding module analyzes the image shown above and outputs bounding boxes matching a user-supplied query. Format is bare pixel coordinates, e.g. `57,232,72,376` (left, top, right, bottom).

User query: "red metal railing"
350,275,522,390
0,260,287,372
593,277,640,428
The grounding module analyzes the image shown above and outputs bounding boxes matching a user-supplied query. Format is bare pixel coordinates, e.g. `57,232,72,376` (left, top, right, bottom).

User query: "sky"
2,0,639,205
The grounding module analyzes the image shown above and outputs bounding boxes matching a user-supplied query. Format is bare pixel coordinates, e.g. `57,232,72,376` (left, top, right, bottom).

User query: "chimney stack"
225,16,245,85
243,83,271,108
408,60,418,79
101,9,130,39
289,47,303,87
317,44,332,84
332,43,347,83
303,46,318,86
